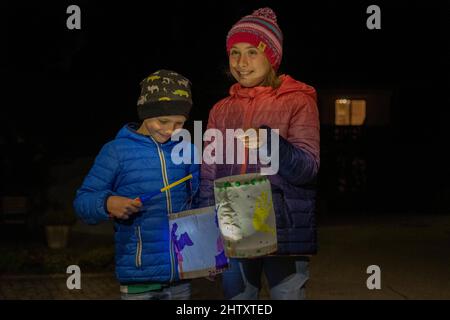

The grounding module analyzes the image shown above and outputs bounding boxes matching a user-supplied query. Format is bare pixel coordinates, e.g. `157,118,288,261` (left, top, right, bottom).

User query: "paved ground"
1,214,449,300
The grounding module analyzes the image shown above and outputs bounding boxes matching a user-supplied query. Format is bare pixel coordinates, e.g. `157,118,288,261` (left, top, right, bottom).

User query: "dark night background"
1,0,450,300
4,0,449,214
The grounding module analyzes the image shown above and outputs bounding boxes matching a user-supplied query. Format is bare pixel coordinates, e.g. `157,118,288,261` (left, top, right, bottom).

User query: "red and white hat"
226,7,283,71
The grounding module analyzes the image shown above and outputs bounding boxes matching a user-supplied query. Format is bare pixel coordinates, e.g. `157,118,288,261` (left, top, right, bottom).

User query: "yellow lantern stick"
137,174,193,203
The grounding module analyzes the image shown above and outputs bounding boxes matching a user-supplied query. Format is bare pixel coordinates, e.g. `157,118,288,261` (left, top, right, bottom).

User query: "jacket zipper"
135,226,142,268
149,136,175,282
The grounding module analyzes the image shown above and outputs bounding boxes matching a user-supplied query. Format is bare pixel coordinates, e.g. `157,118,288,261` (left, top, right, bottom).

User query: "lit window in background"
335,99,366,126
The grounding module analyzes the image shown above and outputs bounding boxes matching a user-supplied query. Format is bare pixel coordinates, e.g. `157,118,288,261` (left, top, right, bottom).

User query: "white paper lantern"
214,173,277,258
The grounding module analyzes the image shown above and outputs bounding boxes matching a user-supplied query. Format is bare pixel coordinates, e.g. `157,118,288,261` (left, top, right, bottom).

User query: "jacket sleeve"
263,94,320,185
198,106,219,207
73,142,120,224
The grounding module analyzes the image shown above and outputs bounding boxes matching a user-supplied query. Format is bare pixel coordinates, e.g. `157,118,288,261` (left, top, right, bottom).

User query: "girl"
199,8,320,300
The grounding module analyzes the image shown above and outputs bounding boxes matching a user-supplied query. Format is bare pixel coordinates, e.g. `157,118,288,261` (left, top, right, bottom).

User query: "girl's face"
139,115,186,143
229,43,272,87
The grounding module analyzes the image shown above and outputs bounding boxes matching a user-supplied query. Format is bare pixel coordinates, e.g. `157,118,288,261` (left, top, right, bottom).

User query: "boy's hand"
106,196,142,220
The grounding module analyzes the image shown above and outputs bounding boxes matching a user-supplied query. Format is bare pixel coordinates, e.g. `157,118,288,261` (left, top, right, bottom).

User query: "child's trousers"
222,256,310,300
120,281,191,300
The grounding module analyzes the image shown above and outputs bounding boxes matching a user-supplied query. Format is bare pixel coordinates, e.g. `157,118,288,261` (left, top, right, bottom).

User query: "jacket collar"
116,123,179,148
229,75,317,102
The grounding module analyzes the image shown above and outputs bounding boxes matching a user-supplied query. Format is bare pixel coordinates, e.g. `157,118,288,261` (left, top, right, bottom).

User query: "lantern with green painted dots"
214,173,277,258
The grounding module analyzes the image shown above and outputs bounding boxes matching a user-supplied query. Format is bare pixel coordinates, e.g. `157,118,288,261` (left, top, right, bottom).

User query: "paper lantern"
169,206,228,279
214,173,277,258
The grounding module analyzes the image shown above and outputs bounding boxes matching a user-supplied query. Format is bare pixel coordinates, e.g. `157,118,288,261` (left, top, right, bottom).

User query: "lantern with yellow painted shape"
214,173,277,258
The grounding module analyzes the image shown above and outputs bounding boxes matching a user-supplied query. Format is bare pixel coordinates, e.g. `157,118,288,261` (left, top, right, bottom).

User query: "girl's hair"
260,66,281,89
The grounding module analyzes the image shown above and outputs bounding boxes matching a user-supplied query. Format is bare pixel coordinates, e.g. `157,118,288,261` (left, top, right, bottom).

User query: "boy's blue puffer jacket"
73,124,200,284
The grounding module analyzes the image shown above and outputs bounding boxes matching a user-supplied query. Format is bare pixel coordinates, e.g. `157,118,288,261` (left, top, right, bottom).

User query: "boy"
74,69,199,300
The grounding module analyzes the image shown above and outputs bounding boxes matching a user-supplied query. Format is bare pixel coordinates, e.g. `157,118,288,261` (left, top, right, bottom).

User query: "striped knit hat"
226,8,283,70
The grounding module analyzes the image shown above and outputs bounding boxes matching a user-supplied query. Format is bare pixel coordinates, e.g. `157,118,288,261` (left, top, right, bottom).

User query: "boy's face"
229,42,272,87
140,115,186,143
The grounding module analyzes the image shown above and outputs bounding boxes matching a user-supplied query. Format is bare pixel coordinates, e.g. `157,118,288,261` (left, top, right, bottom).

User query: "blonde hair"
261,66,281,89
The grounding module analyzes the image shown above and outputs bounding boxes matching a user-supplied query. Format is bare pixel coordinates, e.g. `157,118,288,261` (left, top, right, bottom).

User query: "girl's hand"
204,275,216,282
204,270,220,282
237,128,267,149
106,196,142,220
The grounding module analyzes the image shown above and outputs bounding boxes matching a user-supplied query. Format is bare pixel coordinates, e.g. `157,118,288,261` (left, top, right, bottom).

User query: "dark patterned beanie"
137,69,192,120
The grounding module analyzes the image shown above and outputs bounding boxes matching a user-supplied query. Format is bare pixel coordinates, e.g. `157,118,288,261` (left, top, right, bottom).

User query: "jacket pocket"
135,226,142,268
